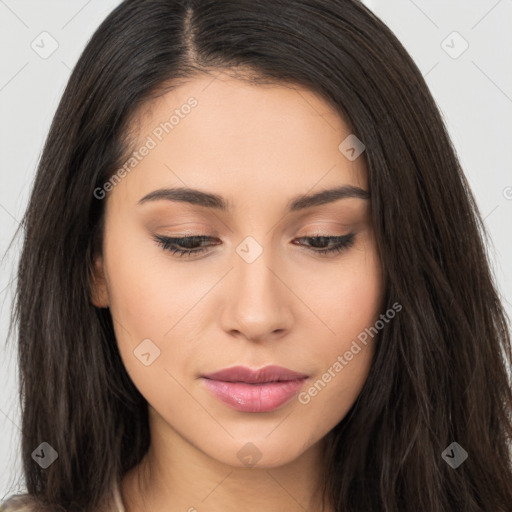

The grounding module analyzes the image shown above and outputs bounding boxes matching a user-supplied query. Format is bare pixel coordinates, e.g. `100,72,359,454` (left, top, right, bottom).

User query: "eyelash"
153,233,356,258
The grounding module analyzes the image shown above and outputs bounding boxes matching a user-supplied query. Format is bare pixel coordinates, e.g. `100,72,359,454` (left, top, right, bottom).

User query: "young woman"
2,0,512,511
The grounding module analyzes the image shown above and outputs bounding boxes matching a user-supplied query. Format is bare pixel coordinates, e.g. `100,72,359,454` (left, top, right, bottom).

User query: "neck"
121,411,332,512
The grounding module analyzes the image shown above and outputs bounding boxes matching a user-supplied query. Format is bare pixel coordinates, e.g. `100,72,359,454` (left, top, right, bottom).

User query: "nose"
219,244,294,342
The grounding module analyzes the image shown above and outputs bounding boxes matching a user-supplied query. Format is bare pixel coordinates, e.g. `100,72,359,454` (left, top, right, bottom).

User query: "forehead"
110,72,368,209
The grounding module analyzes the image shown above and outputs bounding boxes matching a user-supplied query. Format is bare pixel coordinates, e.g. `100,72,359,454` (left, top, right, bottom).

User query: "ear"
90,254,109,308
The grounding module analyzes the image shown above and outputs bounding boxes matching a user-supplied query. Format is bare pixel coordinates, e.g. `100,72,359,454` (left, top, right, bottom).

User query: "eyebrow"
137,185,370,212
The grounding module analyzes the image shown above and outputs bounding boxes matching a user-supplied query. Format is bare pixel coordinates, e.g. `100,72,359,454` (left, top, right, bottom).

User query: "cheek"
318,240,383,343
102,223,211,387
304,241,382,403
100,224,173,372
103,215,197,335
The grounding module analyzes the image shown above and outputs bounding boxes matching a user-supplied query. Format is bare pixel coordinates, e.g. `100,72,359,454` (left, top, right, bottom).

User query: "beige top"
0,480,126,512
107,479,127,512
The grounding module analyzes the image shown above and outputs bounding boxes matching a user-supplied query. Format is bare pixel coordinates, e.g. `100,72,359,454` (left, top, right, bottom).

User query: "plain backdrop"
1,0,511,498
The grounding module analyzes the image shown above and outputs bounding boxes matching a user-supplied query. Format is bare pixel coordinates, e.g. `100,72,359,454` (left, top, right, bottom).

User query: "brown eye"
153,233,356,258
153,235,218,257
292,233,356,255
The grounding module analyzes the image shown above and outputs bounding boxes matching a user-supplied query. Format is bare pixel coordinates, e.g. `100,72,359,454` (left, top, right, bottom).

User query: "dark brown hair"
5,0,512,510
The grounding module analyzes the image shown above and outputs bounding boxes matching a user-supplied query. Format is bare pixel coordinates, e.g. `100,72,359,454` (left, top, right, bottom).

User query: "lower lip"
201,377,308,412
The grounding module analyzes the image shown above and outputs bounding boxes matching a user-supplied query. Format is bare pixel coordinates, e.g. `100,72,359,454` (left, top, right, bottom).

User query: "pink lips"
201,365,309,413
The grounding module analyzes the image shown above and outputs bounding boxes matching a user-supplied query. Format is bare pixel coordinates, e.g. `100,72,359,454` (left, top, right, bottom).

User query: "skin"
91,70,384,512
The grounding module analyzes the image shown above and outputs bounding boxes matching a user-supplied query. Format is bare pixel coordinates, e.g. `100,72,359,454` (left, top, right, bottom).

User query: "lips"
202,365,309,384
201,365,309,413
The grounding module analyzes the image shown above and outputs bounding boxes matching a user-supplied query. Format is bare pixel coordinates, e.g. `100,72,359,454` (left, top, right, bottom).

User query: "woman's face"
91,72,383,469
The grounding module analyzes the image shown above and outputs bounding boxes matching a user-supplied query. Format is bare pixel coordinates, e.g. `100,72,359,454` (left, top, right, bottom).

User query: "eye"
153,233,356,258
293,233,356,255
153,235,216,257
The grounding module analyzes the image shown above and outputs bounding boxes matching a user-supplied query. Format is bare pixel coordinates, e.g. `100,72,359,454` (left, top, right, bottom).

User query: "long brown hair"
6,0,512,510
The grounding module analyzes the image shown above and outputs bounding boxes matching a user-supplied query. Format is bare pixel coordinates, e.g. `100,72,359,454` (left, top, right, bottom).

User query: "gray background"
1,0,511,497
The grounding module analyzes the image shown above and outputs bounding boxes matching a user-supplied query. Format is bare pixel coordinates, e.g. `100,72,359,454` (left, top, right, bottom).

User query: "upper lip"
202,365,309,384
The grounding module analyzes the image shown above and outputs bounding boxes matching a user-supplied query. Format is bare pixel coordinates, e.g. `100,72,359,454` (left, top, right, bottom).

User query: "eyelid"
152,232,356,258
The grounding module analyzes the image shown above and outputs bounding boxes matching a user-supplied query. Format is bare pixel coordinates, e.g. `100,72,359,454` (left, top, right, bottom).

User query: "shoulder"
0,483,123,512
0,493,37,512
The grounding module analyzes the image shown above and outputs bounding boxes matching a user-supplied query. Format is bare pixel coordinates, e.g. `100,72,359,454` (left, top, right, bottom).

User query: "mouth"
201,364,309,384
201,365,309,412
